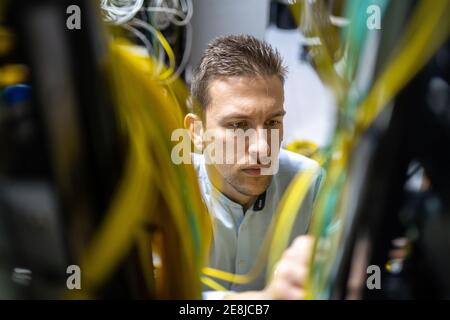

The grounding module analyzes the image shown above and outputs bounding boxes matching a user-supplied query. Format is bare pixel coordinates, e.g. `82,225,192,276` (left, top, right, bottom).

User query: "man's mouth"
241,165,270,176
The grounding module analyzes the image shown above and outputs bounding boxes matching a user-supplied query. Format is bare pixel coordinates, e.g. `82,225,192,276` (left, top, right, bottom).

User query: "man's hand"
263,235,314,299
225,235,314,300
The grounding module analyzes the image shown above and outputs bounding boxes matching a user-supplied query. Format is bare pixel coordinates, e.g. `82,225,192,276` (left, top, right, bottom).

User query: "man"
184,35,324,299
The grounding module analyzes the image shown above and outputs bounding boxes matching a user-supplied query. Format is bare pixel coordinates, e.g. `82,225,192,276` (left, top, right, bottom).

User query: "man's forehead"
206,75,284,119
206,97,285,122
209,75,283,95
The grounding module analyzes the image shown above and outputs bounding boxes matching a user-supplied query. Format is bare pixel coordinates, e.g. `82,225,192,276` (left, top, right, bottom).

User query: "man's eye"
265,120,281,127
228,121,248,129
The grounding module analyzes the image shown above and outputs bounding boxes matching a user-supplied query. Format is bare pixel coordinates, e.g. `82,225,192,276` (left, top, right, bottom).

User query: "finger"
275,286,306,300
269,278,306,300
274,259,309,287
284,235,315,264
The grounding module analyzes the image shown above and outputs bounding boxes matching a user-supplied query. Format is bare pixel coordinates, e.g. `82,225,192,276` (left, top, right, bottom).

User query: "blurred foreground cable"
68,40,212,299
198,0,449,297
302,0,450,299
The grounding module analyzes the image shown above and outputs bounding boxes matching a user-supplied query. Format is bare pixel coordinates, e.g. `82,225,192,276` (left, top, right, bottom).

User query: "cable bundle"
71,40,212,299
288,0,450,299
100,0,145,25
101,0,193,84
200,0,450,299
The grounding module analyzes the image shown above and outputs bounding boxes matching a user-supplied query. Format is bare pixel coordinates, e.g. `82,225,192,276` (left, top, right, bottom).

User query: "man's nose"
248,128,270,163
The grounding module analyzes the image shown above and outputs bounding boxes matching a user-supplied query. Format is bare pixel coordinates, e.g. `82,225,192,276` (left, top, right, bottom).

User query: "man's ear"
184,113,204,153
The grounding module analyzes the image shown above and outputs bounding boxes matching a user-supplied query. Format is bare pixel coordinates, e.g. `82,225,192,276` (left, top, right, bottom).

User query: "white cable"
148,0,172,30
145,0,193,28
101,0,145,25
121,23,155,58
170,0,193,27
125,18,192,84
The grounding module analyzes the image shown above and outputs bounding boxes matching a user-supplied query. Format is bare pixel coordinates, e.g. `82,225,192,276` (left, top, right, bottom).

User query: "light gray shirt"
192,149,324,298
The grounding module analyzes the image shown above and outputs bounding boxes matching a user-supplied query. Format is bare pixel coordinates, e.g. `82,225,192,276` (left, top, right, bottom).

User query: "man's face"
202,75,285,202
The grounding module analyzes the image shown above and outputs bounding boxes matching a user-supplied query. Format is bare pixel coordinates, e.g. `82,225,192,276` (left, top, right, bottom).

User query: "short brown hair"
190,34,287,114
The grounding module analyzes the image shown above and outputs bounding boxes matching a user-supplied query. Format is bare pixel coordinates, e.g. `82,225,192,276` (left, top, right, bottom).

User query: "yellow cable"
201,277,228,292
266,167,319,283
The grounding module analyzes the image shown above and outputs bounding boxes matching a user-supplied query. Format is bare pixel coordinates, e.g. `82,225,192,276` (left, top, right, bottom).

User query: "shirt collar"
252,191,266,211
